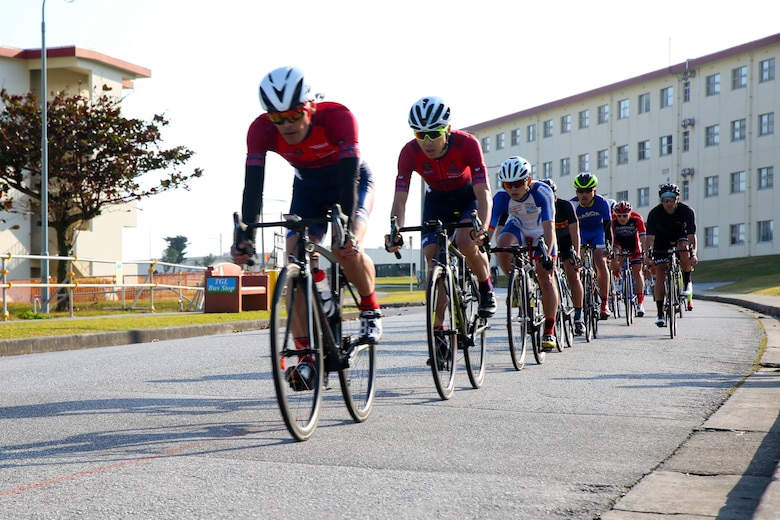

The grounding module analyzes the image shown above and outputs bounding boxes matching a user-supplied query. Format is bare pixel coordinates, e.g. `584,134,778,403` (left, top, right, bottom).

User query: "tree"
161,235,188,271
0,86,203,287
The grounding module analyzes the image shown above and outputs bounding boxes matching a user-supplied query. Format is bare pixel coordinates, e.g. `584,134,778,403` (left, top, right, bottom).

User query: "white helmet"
498,156,531,183
408,96,451,131
259,66,314,112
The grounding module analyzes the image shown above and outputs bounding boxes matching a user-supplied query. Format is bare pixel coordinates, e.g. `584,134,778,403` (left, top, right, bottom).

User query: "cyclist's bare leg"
495,233,517,278
631,263,645,300
424,242,447,328
593,248,610,302
564,260,584,308
536,262,559,321
455,226,491,283
331,218,375,298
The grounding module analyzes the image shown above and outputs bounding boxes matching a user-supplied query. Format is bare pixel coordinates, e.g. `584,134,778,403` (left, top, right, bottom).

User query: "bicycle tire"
591,280,600,339
531,282,546,364
427,265,457,399
582,269,593,343
666,271,676,339
270,264,324,441
558,270,575,348
623,270,633,326
507,268,528,371
463,273,486,389
335,275,377,423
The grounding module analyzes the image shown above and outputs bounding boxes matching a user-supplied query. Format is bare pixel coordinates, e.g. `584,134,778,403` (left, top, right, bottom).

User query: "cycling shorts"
288,161,375,242
557,235,575,261
651,237,689,264
421,184,478,248
581,228,607,249
499,220,558,258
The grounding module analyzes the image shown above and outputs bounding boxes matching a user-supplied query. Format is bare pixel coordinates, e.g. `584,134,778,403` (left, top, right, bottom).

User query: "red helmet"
614,200,632,214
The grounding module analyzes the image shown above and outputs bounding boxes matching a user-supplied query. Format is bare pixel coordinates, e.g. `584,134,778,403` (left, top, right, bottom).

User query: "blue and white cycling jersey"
491,181,556,254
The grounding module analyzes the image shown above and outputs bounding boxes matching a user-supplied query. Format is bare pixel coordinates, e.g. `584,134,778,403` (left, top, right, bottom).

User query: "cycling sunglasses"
576,188,593,194
615,213,630,218
661,197,677,203
267,105,307,125
414,128,447,141
502,180,526,190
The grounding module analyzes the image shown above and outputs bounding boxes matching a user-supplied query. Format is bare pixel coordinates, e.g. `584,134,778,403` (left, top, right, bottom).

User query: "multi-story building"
463,33,779,261
0,45,150,278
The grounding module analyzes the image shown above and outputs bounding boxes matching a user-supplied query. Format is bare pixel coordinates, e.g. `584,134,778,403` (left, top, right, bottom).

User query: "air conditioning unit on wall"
681,168,695,177
681,118,696,128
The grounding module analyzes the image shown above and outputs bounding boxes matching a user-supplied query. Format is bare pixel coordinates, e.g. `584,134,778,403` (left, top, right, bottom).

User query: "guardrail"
0,253,208,321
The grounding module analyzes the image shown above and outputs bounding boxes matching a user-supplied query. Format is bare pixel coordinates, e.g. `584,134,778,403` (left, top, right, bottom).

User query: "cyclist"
610,200,647,317
232,66,383,388
386,96,496,319
488,157,558,351
570,172,613,320
644,183,698,326
538,178,585,336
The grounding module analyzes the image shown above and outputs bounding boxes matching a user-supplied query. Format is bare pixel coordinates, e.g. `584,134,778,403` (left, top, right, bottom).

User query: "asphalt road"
0,296,763,519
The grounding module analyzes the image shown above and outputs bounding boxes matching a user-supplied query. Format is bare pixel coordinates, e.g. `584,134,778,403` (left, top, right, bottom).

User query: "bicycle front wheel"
427,265,457,400
507,268,529,370
531,282,546,365
336,277,377,423
463,273,486,389
270,264,324,442
666,276,677,339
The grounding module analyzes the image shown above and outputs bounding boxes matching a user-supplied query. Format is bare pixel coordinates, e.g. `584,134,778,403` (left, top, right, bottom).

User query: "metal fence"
0,253,207,321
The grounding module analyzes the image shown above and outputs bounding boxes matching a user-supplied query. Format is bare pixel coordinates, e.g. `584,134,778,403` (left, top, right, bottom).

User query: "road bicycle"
489,238,551,369
607,268,621,320
613,250,637,326
235,204,377,441
391,212,488,400
554,252,575,349
656,247,687,339
579,244,600,342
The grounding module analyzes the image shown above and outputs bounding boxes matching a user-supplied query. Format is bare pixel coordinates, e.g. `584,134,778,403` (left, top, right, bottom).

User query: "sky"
2,0,778,261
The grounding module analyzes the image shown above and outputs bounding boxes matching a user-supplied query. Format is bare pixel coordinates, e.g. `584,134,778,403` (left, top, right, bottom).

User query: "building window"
758,166,774,189
682,179,690,200
638,93,650,114
705,125,720,146
638,140,650,161
758,220,774,242
618,99,629,119
730,223,745,245
730,171,746,193
760,58,775,82
496,132,505,150
683,81,691,103
704,226,719,248
560,157,571,176
759,112,775,136
527,124,536,142
706,73,721,96
531,164,537,178
660,86,673,108
511,128,521,146
637,187,650,207
578,154,589,172
543,119,553,138
579,109,590,129
732,65,747,89
705,175,719,197
543,161,553,178
682,130,690,152
731,119,747,141
560,114,571,134
597,149,608,169
617,145,629,165
616,190,628,202
481,136,490,153
660,135,673,156
597,104,609,124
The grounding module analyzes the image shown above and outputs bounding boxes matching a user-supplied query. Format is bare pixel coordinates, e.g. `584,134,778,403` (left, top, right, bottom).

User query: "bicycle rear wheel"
531,282,546,365
507,268,528,370
622,270,633,326
555,270,573,350
427,265,457,399
335,274,377,423
462,273,486,389
666,275,677,339
270,264,324,441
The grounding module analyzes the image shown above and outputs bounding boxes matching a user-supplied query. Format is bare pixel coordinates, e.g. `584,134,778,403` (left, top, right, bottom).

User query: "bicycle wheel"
335,275,377,423
270,264,324,442
591,280,600,339
581,271,593,343
462,272,486,389
427,265,457,400
622,269,633,326
507,268,528,371
531,282,546,364
666,274,676,339
610,273,620,320
557,270,575,349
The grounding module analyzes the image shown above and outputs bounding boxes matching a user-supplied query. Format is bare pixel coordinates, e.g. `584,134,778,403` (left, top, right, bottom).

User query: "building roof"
462,32,780,133
0,45,151,87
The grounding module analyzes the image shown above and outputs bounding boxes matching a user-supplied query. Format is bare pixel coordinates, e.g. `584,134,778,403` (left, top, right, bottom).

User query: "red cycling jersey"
245,101,359,170
395,130,488,193
612,210,647,255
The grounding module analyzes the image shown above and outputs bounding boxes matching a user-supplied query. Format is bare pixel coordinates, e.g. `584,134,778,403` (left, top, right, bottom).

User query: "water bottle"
313,268,336,318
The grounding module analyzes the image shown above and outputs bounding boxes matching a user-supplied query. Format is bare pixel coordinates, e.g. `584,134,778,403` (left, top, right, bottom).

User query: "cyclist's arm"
472,182,492,236
390,189,409,232
542,220,556,255
240,163,265,241
337,156,360,232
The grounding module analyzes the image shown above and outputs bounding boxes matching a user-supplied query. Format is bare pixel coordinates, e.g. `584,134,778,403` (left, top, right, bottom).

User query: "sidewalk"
603,288,780,519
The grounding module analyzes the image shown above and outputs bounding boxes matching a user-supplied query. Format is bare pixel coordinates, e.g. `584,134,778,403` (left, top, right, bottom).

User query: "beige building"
0,45,150,278
464,33,779,261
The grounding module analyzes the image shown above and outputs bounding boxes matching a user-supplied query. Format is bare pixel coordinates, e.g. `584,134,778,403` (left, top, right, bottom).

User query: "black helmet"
538,178,557,193
659,183,680,198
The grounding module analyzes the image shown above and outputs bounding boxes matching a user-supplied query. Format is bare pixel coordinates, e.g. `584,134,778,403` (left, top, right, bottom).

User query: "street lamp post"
40,0,73,313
